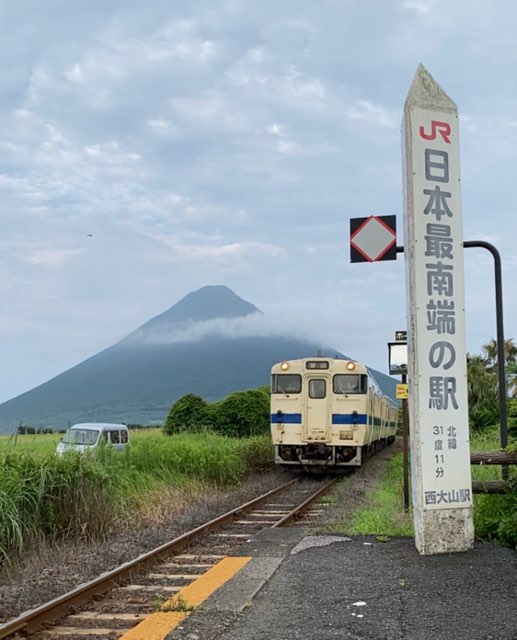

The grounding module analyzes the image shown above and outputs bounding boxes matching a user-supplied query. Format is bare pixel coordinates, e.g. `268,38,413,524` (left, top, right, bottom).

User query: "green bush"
474,482,517,549
163,393,211,435
471,430,517,549
164,386,271,438
508,398,517,438
212,387,270,438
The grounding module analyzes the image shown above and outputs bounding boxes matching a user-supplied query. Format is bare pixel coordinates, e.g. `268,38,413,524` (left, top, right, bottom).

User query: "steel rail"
271,476,340,528
0,477,300,639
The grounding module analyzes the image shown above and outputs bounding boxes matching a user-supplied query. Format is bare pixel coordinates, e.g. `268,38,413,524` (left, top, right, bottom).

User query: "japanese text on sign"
408,108,472,510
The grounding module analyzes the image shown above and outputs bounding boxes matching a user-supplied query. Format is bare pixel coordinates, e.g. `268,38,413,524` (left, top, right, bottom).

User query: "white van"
56,423,129,456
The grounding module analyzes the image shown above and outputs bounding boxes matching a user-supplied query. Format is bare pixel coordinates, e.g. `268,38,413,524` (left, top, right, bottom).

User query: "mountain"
0,285,397,433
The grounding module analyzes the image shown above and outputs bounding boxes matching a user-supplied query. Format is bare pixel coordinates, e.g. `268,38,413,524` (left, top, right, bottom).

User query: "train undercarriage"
276,436,396,472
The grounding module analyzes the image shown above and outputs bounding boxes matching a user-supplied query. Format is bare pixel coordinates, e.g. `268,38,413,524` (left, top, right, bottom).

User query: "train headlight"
280,362,289,371
346,361,356,371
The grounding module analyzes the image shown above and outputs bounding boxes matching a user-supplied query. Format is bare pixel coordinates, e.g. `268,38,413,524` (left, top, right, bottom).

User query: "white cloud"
345,100,399,130
65,63,85,85
25,247,82,268
402,1,435,16
1,0,517,405
150,239,282,264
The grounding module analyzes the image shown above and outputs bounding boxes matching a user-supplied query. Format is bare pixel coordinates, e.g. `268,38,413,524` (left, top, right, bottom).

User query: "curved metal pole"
463,241,507,450
397,241,508,450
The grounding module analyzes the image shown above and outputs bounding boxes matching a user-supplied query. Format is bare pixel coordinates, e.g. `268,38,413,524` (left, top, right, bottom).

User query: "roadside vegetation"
163,387,270,438
468,338,517,548
0,386,274,563
0,429,273,563
329,429,516,548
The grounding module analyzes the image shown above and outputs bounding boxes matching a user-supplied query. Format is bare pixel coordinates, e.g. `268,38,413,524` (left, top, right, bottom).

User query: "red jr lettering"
419,120,451,143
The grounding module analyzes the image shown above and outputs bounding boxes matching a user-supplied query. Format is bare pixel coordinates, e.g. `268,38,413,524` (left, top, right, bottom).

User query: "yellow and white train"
270,357,398,470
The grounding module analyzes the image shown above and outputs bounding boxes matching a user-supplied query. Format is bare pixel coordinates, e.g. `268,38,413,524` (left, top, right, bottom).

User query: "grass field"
0,429,274,561
0,427,164,455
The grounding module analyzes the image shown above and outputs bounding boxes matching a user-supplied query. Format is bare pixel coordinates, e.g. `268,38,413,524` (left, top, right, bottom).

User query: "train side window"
271,374,302,394
309,379,326,398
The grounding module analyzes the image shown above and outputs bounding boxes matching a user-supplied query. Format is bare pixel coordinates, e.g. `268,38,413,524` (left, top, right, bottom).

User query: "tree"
508,362,517,398
17,424,35,435
163,394,211,435
467,354,498,430
482,338,517,366
212,387,270,438
508,398,517,438
481,337,517,396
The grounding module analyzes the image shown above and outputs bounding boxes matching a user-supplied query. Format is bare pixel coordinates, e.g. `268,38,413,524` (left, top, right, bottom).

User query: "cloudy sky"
1,0,517,403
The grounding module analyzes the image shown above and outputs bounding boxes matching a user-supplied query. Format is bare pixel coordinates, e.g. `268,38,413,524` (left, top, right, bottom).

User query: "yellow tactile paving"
119,612,188,640
119,556,251,640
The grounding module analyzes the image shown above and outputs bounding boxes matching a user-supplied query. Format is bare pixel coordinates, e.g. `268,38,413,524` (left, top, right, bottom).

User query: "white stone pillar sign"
402,64,474,554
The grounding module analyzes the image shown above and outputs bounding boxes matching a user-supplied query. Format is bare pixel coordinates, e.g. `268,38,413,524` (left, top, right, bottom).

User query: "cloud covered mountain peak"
121,285,263,344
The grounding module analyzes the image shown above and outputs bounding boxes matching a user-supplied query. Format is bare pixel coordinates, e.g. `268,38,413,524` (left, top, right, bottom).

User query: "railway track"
0,475,340,640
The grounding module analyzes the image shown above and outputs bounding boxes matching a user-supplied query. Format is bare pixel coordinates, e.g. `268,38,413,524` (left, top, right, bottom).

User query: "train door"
302,376,331,442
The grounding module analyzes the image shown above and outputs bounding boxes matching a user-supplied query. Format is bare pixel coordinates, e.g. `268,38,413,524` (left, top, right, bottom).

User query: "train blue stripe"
270,413,302,424
271,413,368,424
332,414,367,424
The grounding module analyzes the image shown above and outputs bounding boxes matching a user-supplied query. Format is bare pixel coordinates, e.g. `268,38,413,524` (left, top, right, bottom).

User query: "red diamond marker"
350,216,396,262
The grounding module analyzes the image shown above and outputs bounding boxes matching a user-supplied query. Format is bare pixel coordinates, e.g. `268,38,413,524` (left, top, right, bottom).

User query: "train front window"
271,374,302,394
309,379,326,398
333,374,367,394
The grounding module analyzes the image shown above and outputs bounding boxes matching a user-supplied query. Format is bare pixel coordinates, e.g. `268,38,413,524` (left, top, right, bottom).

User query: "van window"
120,430,129,444
63,429,99,446
109,430,120,444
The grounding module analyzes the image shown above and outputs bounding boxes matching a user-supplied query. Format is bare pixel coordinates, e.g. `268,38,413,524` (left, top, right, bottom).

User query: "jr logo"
419,120,451,143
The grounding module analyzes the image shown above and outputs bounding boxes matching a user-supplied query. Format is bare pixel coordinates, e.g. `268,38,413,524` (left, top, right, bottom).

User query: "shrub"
163,394,211,435
474,483,517,549
212,388,270,438
471,430,517,549
508,398,517,438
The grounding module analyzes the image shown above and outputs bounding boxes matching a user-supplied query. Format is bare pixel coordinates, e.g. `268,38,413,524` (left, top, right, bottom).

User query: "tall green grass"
0,432,274,562
327,453,414,538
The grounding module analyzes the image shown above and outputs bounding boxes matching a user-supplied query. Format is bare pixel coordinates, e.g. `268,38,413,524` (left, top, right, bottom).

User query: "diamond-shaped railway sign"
350,215,397,263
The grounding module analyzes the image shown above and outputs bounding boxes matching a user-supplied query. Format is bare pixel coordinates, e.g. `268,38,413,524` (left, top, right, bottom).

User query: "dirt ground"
0,441,401,623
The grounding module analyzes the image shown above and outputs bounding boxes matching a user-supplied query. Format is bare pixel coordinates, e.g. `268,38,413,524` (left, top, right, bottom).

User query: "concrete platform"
166,529,517,640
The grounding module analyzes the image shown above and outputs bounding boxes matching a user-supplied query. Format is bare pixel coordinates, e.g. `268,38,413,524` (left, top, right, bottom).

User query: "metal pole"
398,242,508,475
463,241,507,451
402,372,410,512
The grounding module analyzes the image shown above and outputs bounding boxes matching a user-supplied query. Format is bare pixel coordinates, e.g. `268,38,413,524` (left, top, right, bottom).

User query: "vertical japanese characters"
409,111,472,509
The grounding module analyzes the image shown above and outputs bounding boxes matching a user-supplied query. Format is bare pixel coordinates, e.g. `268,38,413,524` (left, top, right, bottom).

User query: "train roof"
271,355,364,364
